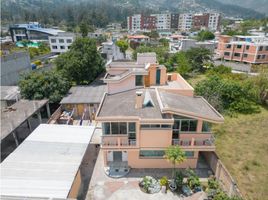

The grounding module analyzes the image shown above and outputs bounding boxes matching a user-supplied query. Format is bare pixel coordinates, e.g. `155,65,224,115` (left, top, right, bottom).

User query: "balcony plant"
186,169,201,191
164,145,186,191
160,176,168,193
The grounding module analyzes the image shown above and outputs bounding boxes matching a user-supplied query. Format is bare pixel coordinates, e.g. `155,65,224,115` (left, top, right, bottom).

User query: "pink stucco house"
96,53,224,174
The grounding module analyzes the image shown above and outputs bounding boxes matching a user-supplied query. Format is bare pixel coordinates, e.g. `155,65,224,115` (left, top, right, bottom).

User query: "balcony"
102,137,136,148
172,135,215,151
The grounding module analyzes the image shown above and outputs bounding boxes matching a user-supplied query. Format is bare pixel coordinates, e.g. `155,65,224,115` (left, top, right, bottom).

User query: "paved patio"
86,150,209,200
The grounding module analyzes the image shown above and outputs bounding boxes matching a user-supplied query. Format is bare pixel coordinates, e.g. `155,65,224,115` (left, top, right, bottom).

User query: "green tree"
197,30,215,41
116,40,128,58
159,38,169,47
19,70,71,103
79,22,89,37
164,145,186,178
167,52,191,76
55,37,104,85
185,47,212,72
143,31,159,39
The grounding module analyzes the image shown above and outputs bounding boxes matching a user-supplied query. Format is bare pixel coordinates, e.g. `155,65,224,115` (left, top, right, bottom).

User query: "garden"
138,146,243,200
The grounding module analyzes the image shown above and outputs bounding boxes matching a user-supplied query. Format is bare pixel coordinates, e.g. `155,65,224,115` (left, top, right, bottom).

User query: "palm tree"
164,145,186,178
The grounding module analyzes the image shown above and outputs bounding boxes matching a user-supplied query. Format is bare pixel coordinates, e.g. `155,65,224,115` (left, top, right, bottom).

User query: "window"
50,39,56,43
103,122,110,135
243,54,248,58
128,122,136,139
173,115,197,132
67,46,71,49
141,124,172,129
224,52,230,56
226,44,231,49
139,150,165,158
135,75,143,86
202,121,211,132
234,53,240,57
59,39,64,43
52,45,57,49
246,45,250,50
66,39,72,43
181,120,190,131
236,45,242,49
266,46,268,51
259,46,263,51
189,120,197,131
111,122,119,135
185,151,194,158
60,46,65,49
261,55,266,59
257,55,261,59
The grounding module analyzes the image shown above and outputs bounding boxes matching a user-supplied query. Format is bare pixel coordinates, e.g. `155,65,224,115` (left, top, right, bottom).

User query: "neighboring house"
0,51,31,86
217,35,268,64
127,35,150,43
100,41,125,61
96,53,224,173
169,39,217,53
49,32,76,53
9,22,64,42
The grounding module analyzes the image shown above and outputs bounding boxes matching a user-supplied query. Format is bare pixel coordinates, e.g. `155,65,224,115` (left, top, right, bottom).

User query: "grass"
213,107,268,200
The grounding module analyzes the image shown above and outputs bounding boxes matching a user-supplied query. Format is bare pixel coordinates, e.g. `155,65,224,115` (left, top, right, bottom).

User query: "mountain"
215,0,268,15
1,0,265,27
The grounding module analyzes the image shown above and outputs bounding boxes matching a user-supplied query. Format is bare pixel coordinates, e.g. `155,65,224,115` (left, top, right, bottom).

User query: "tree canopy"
116,40,128,57
197,30,215,41
79,22,89,37
19,70,71,103
55,37,105,85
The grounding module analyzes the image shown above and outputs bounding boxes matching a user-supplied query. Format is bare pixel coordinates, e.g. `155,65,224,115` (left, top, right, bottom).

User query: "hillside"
216,0,268,15
1,0,265,27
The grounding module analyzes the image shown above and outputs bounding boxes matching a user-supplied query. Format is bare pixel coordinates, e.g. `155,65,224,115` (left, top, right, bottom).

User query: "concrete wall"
140,129,172,148
68,169,82,199
108,75,136,94
1,52,31,86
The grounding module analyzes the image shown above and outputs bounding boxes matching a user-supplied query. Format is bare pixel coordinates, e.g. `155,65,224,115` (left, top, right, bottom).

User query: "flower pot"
169,180,177,192
161,185,167,193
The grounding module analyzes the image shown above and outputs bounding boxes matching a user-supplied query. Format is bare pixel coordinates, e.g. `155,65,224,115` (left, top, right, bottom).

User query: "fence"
47,105,62,124
203,152,242,198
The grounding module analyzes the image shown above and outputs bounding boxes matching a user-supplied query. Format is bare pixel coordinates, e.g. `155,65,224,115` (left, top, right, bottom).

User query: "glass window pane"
185,151,194,157
111,122,119,135
202,121,211,132
119,122,127,134
189,120,197,132
141,124,150,129
128,122,136,132
135,75,143,86
161,124,172,128
181,120,189,131
103,122,110,135
173,120,180,130
150,124,161,129
139,150,165,158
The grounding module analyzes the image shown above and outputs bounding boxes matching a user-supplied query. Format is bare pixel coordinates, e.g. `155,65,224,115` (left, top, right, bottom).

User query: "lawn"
213,108,268,200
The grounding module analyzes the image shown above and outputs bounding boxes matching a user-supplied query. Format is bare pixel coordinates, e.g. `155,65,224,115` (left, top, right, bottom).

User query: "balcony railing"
102,137,136,147
172,136,215,147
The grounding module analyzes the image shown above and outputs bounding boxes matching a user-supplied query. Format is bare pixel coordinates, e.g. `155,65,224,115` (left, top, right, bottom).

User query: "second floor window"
102,122,136,135
50,39,56,43
135,75,143,86
59,39,64,43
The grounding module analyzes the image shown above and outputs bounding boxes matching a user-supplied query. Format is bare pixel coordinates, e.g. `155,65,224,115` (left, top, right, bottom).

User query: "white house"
49,32,76,53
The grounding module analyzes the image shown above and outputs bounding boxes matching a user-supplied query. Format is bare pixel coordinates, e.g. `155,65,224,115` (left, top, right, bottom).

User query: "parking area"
86,150,208,200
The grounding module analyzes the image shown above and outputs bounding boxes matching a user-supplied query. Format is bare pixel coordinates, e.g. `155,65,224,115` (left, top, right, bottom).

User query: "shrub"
33,60,42,66
186,169,201,189
142,176,152,193
175,171,184,188
208,176,220,190
160,176,168,186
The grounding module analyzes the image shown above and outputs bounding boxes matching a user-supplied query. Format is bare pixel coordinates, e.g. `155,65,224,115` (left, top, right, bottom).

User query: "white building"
208,13,220,31
127,14,142,32
101,41,124,61
179,13,193,32
49,32,76,53
154,13,171,30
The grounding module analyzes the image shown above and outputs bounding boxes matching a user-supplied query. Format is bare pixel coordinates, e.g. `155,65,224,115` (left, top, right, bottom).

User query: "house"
95,53,224,174
217,35,268,64
9,22,64,42
127,35,150,43
49,32,76,53
100,41,124,61
0,86,20,108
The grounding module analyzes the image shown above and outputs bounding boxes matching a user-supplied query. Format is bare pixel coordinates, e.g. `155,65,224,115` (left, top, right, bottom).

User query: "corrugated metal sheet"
0,124,95,199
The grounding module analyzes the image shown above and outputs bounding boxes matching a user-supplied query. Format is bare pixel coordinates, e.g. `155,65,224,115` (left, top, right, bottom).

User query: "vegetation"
159,38,169,47
196,30,215,41
19,70,71,103
159,176,168,187
79,21,89,37
164,146,186,178
186,169,201,190
116,40,129,58
174,171,184,188
143,31,159,39
55,37,104,85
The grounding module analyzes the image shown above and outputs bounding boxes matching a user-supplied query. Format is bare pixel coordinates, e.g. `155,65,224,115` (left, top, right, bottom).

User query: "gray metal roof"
0,124,95,199
1,99,48,141
60,83,107,104
159,90,224,122
98,89,163,119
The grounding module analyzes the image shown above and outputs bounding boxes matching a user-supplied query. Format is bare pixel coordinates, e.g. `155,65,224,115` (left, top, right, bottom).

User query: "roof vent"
143,90,154,107
135,91,143,109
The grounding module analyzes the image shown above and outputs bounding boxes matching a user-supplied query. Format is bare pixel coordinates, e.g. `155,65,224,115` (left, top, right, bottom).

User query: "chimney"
135,91,143,109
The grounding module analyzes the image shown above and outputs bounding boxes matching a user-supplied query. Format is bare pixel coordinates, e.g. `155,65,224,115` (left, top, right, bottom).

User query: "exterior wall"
193,13,209,30
106,69,127,76
149,65,157,85
68,169,82,199
127,150,198,168
179,14,192,32
1,52,31,86
49,35,74,53
107,75,136,94
140,129,172,148
160,68,167,85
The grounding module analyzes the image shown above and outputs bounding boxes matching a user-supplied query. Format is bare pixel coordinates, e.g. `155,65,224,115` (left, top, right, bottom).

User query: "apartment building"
153,13,171,30
49,32,75,53
142,15,157,30
217,35,268,64
96,53,224,174
178,13,193,32
192,13,209,31
127,14,142,32
171,14,180,30
208,13,221,31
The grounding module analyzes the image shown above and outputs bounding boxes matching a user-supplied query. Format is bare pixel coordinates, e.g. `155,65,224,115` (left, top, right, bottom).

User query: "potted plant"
164,145,186,191
175,170,184,188
186,169,201,192
160,176,168,193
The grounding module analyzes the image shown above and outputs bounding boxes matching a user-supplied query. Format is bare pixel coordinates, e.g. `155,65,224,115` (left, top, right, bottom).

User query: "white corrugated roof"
0,124,95,199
